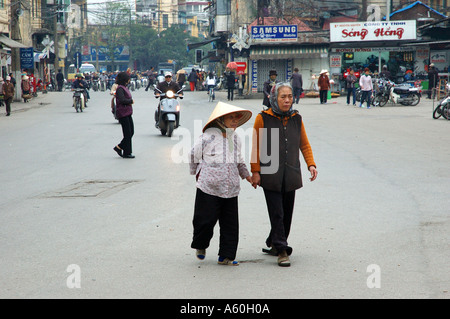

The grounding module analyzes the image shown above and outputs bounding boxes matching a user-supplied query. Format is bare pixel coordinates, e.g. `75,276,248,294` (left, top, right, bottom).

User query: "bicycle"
208,85,216,102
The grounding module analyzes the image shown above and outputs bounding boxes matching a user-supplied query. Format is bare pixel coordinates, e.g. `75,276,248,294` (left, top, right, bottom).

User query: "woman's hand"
309,166,318,182
251,172,260,189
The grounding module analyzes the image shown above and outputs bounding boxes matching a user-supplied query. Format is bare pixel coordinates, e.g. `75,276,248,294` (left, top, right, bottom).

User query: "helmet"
164,71,172,78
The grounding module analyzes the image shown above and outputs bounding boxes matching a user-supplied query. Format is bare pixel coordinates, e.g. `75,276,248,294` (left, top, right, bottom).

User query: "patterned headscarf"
269,82,295,116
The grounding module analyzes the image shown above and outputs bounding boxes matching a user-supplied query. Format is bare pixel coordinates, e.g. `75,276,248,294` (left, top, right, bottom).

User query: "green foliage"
92,1,210,70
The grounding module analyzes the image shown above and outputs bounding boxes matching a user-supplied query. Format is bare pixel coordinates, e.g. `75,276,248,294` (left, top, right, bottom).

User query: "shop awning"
0,35,27,48
250,45,328,60
187,37,221,51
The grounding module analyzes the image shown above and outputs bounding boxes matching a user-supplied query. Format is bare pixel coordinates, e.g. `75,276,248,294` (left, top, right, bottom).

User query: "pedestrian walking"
346,68,357,106
56,69,64,92
359,68,373,108
190,102,253,266
188,68,198,91
318,70,330,104
226,71,235,101
427,63,439,99
290,68,303,104
251,82,318,267
3,76,15,116
21,75,31,102
8,73,16,88
0,77,4,107
263,70,279,108
113,72,135,159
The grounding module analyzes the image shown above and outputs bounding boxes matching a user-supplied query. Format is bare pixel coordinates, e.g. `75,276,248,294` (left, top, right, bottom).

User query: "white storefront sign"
330,20,416,42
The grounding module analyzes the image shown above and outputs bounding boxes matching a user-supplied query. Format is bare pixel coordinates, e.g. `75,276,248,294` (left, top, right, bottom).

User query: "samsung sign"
251,25,298,42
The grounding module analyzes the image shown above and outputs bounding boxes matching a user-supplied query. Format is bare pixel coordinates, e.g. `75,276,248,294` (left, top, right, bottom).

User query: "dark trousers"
361,90,371,106
5,97,12,115
118,115,134,156
57,81,64,91
347,88,356,105
293,87,302,104
227,87,234,101
263,188,296,255
191,188,239,260
319,90,328,104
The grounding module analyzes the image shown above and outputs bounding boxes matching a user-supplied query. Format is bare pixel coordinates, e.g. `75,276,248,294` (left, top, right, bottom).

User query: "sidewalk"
0,92,55,117
218,89,441,110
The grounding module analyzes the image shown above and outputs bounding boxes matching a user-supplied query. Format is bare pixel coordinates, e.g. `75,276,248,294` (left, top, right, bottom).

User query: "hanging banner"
251,60,258,93
330,20,416,42
20,47,34,69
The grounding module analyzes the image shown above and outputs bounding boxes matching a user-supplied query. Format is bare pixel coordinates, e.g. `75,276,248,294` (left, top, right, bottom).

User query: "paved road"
0,88,448,299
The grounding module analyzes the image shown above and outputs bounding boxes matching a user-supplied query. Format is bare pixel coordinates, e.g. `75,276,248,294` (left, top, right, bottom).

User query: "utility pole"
54,0,59,76
10,0,21,101
386,0,390,22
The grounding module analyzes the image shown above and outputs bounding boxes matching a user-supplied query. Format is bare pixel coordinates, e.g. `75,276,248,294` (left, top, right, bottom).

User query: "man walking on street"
290,68,303,104
56,69,65,92
3,76,15,116
263,70,279,108
427,64,439,99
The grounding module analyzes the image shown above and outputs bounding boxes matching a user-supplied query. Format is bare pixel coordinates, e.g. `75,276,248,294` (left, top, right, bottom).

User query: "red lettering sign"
341,29,368,40
373,27,405,39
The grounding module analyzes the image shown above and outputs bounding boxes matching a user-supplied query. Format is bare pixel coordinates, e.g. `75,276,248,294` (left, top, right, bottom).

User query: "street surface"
0,88,449,299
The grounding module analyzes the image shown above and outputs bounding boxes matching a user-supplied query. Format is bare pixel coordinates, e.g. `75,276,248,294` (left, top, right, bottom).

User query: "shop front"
250,44,329,93
329,20,420,84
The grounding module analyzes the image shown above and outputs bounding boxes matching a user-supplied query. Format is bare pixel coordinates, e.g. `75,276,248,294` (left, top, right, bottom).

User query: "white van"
79,63,96,74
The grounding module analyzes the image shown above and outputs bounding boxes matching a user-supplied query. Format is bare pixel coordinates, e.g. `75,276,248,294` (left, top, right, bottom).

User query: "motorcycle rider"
91,72,100,91
154,72,183,126
72,73,90,104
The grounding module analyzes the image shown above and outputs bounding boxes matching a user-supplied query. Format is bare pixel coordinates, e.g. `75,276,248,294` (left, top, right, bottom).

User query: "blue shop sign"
251,25,298,42
20,47,34,69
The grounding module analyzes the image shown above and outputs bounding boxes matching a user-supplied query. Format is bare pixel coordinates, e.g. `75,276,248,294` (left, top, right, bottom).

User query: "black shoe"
123,154,135,159
113,146,123,157
262,247,278,256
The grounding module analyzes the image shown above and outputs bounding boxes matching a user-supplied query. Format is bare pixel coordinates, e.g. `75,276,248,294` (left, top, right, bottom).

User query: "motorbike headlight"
166,91,174,98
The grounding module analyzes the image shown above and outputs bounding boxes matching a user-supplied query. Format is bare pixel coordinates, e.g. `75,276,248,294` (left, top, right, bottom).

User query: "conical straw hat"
203,102,252,132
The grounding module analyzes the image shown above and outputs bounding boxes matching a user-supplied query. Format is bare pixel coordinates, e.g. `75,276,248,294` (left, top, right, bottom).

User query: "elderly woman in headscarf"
251,82,318,267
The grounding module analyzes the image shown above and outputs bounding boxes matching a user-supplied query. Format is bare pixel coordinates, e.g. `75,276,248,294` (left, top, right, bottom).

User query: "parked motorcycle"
72,88,86,113
433,83,450,120
373,79,421,107
154,85,184,137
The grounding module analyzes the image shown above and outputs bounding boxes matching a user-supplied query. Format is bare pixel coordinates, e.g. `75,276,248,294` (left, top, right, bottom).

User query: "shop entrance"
256,59,287,92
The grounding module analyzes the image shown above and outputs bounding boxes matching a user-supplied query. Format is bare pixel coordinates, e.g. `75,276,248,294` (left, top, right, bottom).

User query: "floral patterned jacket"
190,128,250,198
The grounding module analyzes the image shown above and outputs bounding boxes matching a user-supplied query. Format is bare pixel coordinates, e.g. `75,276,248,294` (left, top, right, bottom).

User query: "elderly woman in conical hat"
251,82,318,267
189,102,253,266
